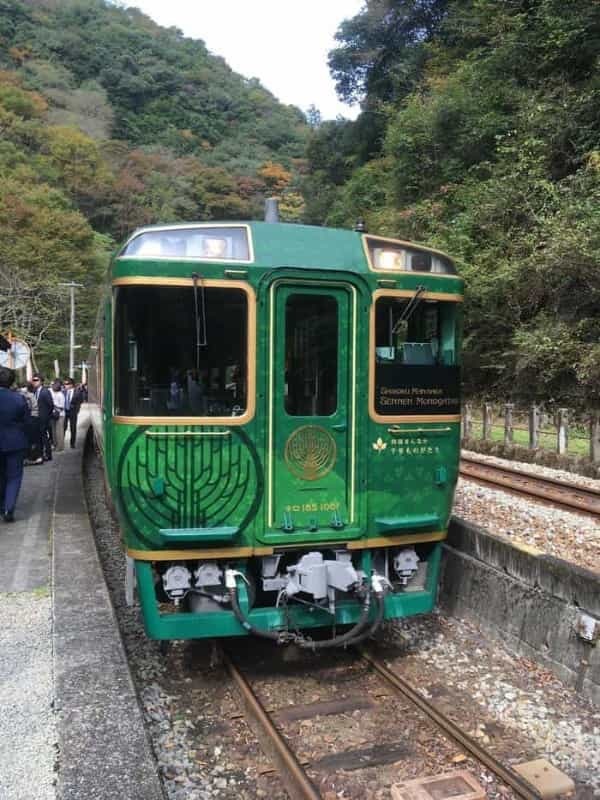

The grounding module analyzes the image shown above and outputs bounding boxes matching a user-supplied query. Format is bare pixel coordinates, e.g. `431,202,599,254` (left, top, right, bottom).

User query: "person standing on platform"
31,373,54,462
49,379,66,452
63,377,84,449
0,367,30,522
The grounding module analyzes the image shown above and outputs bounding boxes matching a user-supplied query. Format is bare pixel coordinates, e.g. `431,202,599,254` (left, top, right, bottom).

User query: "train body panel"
87,220,463,643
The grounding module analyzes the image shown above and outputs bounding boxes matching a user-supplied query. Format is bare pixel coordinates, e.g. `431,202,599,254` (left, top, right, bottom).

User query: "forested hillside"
0,0,307,371
1,0,599,407
304,0,600,407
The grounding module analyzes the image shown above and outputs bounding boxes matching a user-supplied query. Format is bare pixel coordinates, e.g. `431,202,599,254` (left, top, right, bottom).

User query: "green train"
88,210,463,646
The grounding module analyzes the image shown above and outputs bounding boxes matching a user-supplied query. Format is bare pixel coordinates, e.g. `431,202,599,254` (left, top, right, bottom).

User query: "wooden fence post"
557,408,568,455
504,403,514,446
590,412,600,464
483,403,493,441
529,404,540,449
462,403,472,440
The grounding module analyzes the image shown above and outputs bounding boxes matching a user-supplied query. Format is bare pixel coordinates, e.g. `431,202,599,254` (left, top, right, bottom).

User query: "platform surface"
0,414,165,800
0,452,56,592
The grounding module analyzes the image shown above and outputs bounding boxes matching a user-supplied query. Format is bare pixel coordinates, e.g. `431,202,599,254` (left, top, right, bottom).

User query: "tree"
257,161,292,194
0,264,65,360
305,104,322,128
329,0,450,105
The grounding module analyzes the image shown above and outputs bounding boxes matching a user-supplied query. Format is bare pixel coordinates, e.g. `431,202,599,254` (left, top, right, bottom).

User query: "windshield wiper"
192,272,207,371
392,284,427,333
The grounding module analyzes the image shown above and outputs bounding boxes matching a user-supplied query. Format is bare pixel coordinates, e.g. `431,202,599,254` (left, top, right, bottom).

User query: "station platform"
0,416,164,800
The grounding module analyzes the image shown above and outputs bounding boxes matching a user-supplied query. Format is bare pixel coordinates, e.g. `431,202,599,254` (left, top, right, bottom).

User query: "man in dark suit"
0,366,30,522
31,373,54,461
63,377,84,449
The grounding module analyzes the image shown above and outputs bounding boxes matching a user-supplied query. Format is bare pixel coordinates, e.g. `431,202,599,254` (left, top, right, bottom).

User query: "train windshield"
373,295,460,416
114,285,248,417
121,226,250,261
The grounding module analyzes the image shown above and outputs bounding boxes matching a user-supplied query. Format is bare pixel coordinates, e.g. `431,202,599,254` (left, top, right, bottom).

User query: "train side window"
284,294,338,417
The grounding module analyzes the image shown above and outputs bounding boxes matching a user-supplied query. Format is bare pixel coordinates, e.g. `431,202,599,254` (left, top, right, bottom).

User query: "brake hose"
227,571,383,649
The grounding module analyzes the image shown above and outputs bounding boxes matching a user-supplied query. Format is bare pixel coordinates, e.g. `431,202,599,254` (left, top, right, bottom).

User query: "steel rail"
461,454,600,497
221,648,322,800
360,649,542,800
460,456,600,516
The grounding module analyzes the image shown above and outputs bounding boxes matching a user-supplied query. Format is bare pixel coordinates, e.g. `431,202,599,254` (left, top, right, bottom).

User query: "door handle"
332,423,347,432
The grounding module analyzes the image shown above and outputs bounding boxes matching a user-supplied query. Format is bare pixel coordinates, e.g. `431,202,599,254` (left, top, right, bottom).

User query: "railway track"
459,454,600,517
222,645,543,800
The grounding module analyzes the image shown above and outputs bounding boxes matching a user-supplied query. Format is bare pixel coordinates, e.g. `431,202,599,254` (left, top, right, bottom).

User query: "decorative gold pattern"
284,425,337,481
127,545,274,561
347,530,446,549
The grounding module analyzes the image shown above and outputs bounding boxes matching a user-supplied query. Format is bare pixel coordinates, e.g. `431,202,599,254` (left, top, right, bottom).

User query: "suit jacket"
36,386,54,422
0,387,30,453
65,387,84,415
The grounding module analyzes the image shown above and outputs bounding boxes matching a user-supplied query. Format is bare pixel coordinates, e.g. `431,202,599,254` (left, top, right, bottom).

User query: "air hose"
341,589,386,646
295,589,377,650
226,570,387,649
228,584,291,642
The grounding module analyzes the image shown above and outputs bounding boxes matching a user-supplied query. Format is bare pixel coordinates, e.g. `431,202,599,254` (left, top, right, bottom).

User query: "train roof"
115,220,459,278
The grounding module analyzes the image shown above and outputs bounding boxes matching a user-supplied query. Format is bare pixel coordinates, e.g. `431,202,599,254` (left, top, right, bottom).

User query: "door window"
284,294,338,417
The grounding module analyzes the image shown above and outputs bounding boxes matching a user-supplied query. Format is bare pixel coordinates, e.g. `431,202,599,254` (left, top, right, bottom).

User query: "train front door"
263,280,359,542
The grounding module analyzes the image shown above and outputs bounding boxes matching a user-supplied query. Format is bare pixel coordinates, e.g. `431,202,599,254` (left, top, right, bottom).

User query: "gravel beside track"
455,451,600,572
377,617,600,795
0,592,56,800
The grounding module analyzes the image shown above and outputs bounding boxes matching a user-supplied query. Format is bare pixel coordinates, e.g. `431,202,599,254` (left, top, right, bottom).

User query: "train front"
105,222,463,644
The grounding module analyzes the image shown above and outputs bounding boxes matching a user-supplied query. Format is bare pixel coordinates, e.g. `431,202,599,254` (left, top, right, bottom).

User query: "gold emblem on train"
284,425,337,481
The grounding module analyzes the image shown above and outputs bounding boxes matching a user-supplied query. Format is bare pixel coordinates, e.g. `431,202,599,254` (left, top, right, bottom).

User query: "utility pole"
59,282,83,378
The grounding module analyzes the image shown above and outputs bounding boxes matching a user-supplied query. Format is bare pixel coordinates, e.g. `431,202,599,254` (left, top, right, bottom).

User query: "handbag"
52,408,60,420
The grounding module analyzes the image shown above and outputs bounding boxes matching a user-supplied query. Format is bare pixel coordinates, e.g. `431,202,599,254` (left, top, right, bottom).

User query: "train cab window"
121,226,250,261
114,285,248,417
285,294,338,416
373,295,460,416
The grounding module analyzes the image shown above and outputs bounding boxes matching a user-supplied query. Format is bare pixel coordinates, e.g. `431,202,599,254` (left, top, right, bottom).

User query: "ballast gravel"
455,451,600,573
381,615,600,795
0,592,57,800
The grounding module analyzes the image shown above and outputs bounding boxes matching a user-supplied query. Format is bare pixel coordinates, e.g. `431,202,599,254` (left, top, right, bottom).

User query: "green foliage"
329,0,449,105
1,0,307,162
307,0,600,407
0,0,314,375
385,62,519,204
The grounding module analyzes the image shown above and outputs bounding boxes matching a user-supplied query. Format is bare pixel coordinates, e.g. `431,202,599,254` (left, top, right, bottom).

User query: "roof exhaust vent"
265,197,280,223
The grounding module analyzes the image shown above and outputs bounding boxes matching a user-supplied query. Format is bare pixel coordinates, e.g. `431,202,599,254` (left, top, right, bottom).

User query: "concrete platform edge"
440,516,600,706
52,445,165,800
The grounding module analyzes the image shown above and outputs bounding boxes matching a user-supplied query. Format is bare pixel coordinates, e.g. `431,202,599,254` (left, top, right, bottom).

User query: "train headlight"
366,237,456,274
375,248,406,270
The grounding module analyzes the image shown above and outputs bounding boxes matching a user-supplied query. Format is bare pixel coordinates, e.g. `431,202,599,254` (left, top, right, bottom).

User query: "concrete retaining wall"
439,517,600,705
